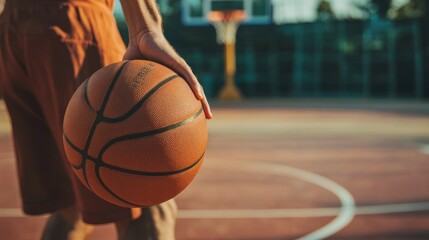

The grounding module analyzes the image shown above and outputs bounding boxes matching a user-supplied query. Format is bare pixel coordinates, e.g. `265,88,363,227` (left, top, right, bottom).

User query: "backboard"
182,0,272,26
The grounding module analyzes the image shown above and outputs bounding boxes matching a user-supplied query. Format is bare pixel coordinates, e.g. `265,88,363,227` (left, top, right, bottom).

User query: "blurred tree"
392,0,429,96
348,0,393,19
371,0,392,18
392,0,425,19
350,0,392,18
420,1,429,97
317,0,336,20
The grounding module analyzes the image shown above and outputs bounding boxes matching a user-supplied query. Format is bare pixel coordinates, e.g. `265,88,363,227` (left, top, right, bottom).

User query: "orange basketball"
63,60,208,207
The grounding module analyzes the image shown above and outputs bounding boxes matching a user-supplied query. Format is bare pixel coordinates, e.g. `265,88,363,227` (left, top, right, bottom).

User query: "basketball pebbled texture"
63,60,208,207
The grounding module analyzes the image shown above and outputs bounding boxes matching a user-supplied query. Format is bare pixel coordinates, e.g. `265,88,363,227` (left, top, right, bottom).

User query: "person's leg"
116,200,178,240
14,0,138,225
41,204,94,240
0,2,124,239
0,4,77,216
1,1,178,238
0,65,94,240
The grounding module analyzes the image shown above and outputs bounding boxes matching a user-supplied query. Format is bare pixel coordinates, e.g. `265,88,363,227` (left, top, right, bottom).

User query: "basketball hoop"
208,10,246,44
207,10,245,101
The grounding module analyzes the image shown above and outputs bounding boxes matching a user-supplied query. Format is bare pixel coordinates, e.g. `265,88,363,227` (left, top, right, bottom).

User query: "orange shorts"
0,0,176,225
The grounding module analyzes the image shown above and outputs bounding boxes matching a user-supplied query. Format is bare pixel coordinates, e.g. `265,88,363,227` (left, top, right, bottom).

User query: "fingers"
175,65,213,119
128,34,213,119
171,58,204,100
200,90,213,119
171,59,213,119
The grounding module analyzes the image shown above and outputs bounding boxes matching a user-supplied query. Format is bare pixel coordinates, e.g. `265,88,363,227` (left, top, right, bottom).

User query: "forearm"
120,0,163,39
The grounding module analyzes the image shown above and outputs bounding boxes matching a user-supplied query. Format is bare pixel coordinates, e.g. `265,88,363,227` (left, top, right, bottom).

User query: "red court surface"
1,99,429,239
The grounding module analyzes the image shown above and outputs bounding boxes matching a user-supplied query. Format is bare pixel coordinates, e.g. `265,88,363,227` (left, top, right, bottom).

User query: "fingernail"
198,89,204,99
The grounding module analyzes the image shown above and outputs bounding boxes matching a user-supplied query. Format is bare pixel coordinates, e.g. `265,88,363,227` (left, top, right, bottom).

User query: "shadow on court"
1,99,429,239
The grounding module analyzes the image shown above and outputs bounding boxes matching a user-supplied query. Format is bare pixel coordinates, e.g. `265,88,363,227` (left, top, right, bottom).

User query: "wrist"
128,27,164,45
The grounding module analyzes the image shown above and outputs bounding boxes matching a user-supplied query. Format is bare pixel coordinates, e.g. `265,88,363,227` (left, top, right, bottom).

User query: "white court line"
178,202,429,218
0,209,24,218
356,202,429,215
2,202,429,218
236,161,356,240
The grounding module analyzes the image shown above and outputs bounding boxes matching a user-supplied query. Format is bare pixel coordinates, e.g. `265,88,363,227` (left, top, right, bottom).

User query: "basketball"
62,60,208,208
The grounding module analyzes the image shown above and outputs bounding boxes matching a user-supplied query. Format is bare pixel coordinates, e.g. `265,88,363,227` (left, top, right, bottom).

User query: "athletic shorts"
0,0,177,227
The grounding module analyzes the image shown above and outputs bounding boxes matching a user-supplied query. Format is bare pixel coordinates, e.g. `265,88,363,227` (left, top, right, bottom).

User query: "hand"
123,30,213,119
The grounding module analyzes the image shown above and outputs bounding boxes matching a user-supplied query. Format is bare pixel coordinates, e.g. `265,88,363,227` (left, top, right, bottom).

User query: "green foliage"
371,0,392,18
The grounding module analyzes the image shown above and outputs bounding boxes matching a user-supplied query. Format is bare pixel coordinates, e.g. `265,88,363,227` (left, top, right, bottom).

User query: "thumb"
123,47,143,61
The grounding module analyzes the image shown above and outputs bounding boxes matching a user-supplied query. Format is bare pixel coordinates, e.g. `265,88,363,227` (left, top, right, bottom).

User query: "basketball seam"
97,108,204,160
97,61,131,114
95,165,142,207
83,78,95,112
101,150,205,177
102,75,179,123
80,61,130,190
63,134,99,168
94,151,205,207
63,135,84,170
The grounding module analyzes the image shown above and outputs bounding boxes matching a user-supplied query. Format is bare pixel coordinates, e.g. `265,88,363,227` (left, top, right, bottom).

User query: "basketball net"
208,10,246,44
211,21,240,44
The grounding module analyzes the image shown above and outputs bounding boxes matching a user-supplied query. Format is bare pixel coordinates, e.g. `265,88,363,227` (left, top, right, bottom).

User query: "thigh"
21,2,130,221
0,1,129,218
0,23,75,213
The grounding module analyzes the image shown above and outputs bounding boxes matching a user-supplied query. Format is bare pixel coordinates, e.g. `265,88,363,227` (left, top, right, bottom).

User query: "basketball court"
1,99,429,239
1,0,429,239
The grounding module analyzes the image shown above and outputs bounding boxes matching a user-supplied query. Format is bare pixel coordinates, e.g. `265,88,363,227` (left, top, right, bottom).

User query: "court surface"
1,99,429,240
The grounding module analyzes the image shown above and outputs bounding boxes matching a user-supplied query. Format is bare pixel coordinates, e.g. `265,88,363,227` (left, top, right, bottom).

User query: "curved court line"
238,161,356,240
0,209,22,217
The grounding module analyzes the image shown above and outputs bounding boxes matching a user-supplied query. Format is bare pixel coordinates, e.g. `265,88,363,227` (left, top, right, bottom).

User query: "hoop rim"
207,10,247,23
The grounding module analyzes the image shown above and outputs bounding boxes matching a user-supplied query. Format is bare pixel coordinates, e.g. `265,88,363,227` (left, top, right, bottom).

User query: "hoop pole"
226,43,235,81
218,42,242,100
